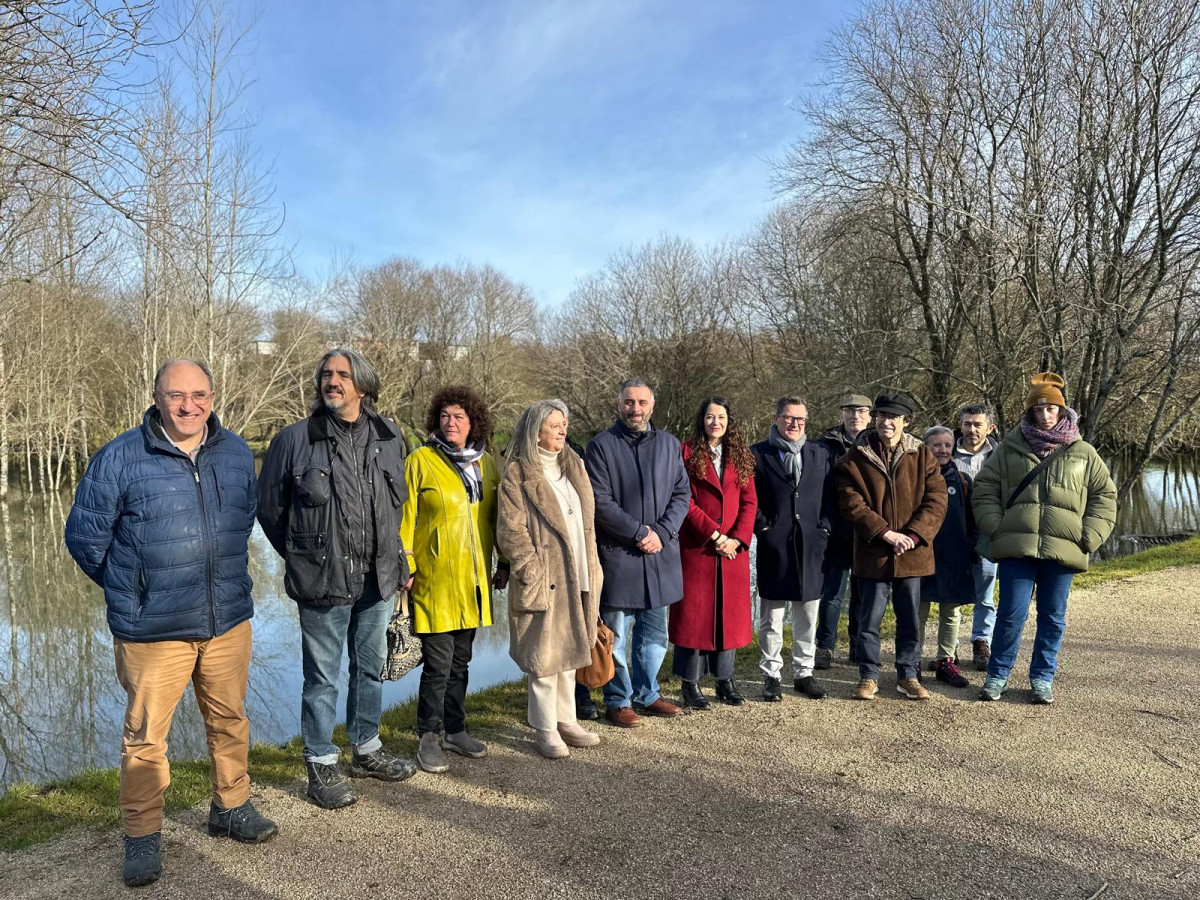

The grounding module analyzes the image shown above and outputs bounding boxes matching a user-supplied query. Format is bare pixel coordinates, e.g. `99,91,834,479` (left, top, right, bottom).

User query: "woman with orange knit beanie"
970,373,1117,705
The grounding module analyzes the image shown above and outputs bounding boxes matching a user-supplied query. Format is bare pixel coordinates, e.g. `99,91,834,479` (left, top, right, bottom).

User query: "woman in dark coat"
669,397,758,708
751,397,836,702
919,426,977,689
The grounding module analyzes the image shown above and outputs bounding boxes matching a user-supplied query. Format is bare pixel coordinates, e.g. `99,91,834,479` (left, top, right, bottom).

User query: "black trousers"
671,564,735,682
417,627,476,735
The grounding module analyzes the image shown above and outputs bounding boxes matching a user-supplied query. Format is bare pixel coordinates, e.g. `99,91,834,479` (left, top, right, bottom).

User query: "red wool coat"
669,443,758,651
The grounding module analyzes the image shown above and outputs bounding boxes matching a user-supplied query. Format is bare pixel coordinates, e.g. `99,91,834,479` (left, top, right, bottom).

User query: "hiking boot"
1030,679,1055,705
535,729,570,759
443,730,488,758
305,761,357,809
762,676,783,702
122,832,162,888
207,800,278,843
680,680,710,710
794,676,826,700
935,657,970,688
972,639,991,672
715,679,745,706
417,732,450,773
852,678,879,701
814,648,833,670
979,676,1008,701
557,721,600,748
896,677,931,700
348,748,418,782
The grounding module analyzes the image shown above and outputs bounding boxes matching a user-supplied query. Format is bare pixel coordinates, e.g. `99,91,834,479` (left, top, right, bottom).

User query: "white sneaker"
535,729,569,759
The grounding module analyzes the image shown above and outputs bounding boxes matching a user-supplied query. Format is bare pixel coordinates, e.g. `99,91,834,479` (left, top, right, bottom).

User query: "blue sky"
245,1,855,305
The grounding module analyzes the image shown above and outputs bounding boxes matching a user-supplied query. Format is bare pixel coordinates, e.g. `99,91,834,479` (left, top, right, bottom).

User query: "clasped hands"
636,528,664,554
882,530,916,554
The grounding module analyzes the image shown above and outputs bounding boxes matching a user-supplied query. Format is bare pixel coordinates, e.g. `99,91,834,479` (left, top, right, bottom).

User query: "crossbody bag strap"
1005,444,1071,510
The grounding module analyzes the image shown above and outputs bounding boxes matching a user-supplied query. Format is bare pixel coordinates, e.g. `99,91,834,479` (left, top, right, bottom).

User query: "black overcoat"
751,439,836,603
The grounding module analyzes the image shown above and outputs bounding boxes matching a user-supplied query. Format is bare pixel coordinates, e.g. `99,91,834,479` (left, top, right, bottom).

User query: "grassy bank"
4,538,1198,851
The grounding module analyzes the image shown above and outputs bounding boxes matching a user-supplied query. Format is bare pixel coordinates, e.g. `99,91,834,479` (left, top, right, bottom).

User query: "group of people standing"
63,351,1117,889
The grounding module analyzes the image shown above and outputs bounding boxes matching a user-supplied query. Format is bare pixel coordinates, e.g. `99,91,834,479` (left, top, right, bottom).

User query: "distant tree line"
2,0,1198,504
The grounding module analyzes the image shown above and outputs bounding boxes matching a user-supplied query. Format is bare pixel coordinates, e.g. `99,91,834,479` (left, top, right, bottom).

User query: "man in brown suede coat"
835,392,947,701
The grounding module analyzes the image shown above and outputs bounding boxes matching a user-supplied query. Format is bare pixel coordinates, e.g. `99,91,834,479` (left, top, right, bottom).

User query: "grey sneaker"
979,676,1008,701
122,832,162,887
1030,679,1055,705
348,748,418,782
305,761,357,809
207,799,278,843
814,648,833,670
443,730,488,758
417,732,450,773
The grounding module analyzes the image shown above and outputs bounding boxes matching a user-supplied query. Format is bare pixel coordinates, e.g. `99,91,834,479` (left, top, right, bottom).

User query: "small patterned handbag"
382,590,423,680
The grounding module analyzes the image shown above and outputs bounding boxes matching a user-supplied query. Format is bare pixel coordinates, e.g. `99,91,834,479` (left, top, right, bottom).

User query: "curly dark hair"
685,395,755,486
425,385,492,444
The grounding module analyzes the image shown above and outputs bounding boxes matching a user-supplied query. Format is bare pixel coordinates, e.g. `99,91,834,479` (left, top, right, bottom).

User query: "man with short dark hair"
258,348,417,810
586,379,691,727
815,393,873,668
953,402,1000,670
66,359,276,888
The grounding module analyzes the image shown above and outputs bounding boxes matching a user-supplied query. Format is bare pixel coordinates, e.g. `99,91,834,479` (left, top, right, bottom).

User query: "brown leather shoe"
604,706,644,728
633,697,683,718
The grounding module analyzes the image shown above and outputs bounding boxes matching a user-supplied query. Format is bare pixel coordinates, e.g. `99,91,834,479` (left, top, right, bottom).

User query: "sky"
242,1,856,306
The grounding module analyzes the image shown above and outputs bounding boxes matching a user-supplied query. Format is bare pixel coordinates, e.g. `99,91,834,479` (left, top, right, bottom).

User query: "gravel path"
4,567,1198,900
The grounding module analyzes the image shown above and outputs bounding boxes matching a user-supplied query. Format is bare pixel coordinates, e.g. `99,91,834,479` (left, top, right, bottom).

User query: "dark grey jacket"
584,421,690,610
257,408,410,606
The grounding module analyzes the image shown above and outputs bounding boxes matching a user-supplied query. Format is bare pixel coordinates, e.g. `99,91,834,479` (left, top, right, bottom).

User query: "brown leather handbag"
575,619,615,688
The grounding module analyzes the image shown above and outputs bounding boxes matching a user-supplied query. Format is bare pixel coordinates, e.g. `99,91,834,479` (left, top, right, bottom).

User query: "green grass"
3,537,1196,850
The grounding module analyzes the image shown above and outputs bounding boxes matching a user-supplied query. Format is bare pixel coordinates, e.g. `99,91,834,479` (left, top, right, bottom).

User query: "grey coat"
497,452,604,678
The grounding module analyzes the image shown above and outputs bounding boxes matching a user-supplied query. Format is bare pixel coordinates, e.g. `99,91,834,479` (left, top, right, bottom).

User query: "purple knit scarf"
1020,408,1080,459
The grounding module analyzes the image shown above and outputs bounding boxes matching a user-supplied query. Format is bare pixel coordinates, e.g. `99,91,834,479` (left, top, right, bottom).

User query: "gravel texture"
3,567,1198,900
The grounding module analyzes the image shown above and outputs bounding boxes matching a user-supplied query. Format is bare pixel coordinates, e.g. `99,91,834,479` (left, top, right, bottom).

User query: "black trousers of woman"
417,627,475,735
672,566,736,682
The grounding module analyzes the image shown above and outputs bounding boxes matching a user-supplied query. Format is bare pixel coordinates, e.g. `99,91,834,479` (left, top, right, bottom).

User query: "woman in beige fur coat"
497,399,604,759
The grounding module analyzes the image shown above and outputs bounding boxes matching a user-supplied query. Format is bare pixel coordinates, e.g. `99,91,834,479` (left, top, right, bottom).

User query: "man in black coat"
814,393,872,668
752,397,836,702
258,348,417,810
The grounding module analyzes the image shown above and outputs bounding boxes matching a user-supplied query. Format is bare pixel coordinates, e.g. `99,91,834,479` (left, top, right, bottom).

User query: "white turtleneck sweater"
539,446,589,592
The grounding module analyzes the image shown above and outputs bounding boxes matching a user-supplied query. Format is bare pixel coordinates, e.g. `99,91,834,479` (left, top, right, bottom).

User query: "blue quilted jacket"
64,408,257,642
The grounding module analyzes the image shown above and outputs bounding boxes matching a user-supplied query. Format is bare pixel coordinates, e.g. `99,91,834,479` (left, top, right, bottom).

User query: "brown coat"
496,450,604,678
834,432,948,579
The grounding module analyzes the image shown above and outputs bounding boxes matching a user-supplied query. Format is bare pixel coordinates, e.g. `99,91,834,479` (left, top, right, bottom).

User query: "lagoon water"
1,454,1197,788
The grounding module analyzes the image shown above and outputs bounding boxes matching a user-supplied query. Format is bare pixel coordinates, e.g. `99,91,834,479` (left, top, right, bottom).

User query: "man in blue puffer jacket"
65,359,276,888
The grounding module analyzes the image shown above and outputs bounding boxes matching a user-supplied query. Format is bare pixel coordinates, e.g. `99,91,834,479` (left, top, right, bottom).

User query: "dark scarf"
1020,408,1080,459
768,424,806,483
427,431,486,503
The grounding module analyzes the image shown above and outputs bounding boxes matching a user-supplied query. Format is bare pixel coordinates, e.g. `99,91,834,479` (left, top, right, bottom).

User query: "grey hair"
504,399,570,470
774,396,808,417
618,378,654,401
153,359,214,394
958,402,994,424
923,425,955,442
311,348,381,414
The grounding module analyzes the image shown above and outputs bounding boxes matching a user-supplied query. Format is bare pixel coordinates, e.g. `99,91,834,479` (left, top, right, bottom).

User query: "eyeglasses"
159,391,213,405
778,416,807,426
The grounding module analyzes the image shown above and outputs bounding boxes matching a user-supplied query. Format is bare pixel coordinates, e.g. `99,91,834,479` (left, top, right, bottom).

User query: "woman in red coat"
669,396,758,709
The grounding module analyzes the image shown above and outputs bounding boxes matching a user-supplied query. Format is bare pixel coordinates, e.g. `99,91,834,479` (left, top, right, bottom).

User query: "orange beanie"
1026,372,1067,411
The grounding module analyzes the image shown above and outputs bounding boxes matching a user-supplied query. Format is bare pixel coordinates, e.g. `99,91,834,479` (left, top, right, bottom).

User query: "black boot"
680,680,710,710
762,676,783,702
575,683,600,720
122,832,162,887
305,761,357,810
794,676,827,700
207,800,278,843
715,679,745,706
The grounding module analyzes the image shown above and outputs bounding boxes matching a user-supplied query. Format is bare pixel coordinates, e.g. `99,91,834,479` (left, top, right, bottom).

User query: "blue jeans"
856,577,922,681
815,565,848,651
970,557,999,644
600,606,669,709
987,557,1074,683
297,579,391,764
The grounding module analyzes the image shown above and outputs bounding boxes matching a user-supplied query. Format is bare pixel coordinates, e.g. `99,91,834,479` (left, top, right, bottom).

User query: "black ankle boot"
716,679,745,706
680,680,710,710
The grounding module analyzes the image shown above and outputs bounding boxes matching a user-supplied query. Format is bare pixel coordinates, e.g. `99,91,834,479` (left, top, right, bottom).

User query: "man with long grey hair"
258,348,417,810
497,399,605,758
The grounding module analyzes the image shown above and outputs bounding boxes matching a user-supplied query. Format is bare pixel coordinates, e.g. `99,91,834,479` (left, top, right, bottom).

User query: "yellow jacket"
401,445,500,634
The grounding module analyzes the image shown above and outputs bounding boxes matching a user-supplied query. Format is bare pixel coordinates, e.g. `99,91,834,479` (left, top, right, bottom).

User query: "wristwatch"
711,530,721,542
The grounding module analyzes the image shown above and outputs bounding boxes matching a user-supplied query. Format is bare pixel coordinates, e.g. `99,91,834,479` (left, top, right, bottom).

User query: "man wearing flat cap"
834,392,947,702
815,393,873,668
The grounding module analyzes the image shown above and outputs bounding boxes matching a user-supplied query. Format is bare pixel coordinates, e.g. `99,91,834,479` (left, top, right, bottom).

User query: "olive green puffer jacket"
972,426,1117,572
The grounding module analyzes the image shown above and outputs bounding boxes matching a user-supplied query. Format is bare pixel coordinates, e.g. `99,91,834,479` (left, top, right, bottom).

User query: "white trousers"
758,598,818,679
527,670,578,732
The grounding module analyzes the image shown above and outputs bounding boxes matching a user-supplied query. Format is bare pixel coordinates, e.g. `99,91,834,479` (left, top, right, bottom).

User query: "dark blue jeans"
297,578,390,764
856,577,922,681
816,564,859,651
987,557,1074,683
